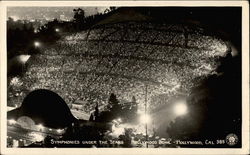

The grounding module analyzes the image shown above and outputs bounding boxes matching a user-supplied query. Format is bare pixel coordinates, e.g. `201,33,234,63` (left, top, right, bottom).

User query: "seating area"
8,21,228,114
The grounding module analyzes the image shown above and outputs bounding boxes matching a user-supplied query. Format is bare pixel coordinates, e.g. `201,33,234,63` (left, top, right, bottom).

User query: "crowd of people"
8,21,228,114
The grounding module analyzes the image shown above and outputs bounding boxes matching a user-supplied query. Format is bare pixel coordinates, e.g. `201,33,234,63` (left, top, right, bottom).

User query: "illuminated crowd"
8,22,228,113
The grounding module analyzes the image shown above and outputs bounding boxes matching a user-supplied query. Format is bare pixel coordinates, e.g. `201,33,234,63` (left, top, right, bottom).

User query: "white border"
0,1,249,155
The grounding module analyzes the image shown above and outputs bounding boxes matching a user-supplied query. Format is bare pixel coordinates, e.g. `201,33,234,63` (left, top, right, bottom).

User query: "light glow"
117,118,122,122
10,77,21,86
10,16,19,21
34,41,41,47
57,129,63,133
112,125,124,136
8,119,16,125
174,101,188,116
29,132,44,142
37,124,44,129
19,55,31,63
140,114,151,124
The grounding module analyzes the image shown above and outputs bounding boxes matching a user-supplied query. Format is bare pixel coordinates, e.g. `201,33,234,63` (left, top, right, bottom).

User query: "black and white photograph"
0,1,249,154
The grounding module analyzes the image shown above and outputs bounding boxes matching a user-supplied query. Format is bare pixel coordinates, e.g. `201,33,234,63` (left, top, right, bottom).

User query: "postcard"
0,1,249,154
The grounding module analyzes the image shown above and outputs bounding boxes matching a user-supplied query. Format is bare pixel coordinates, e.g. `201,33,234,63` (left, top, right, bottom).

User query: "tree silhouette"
108,93,121,115
109,7,116,11
73,8,85,30
73,8,85,21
